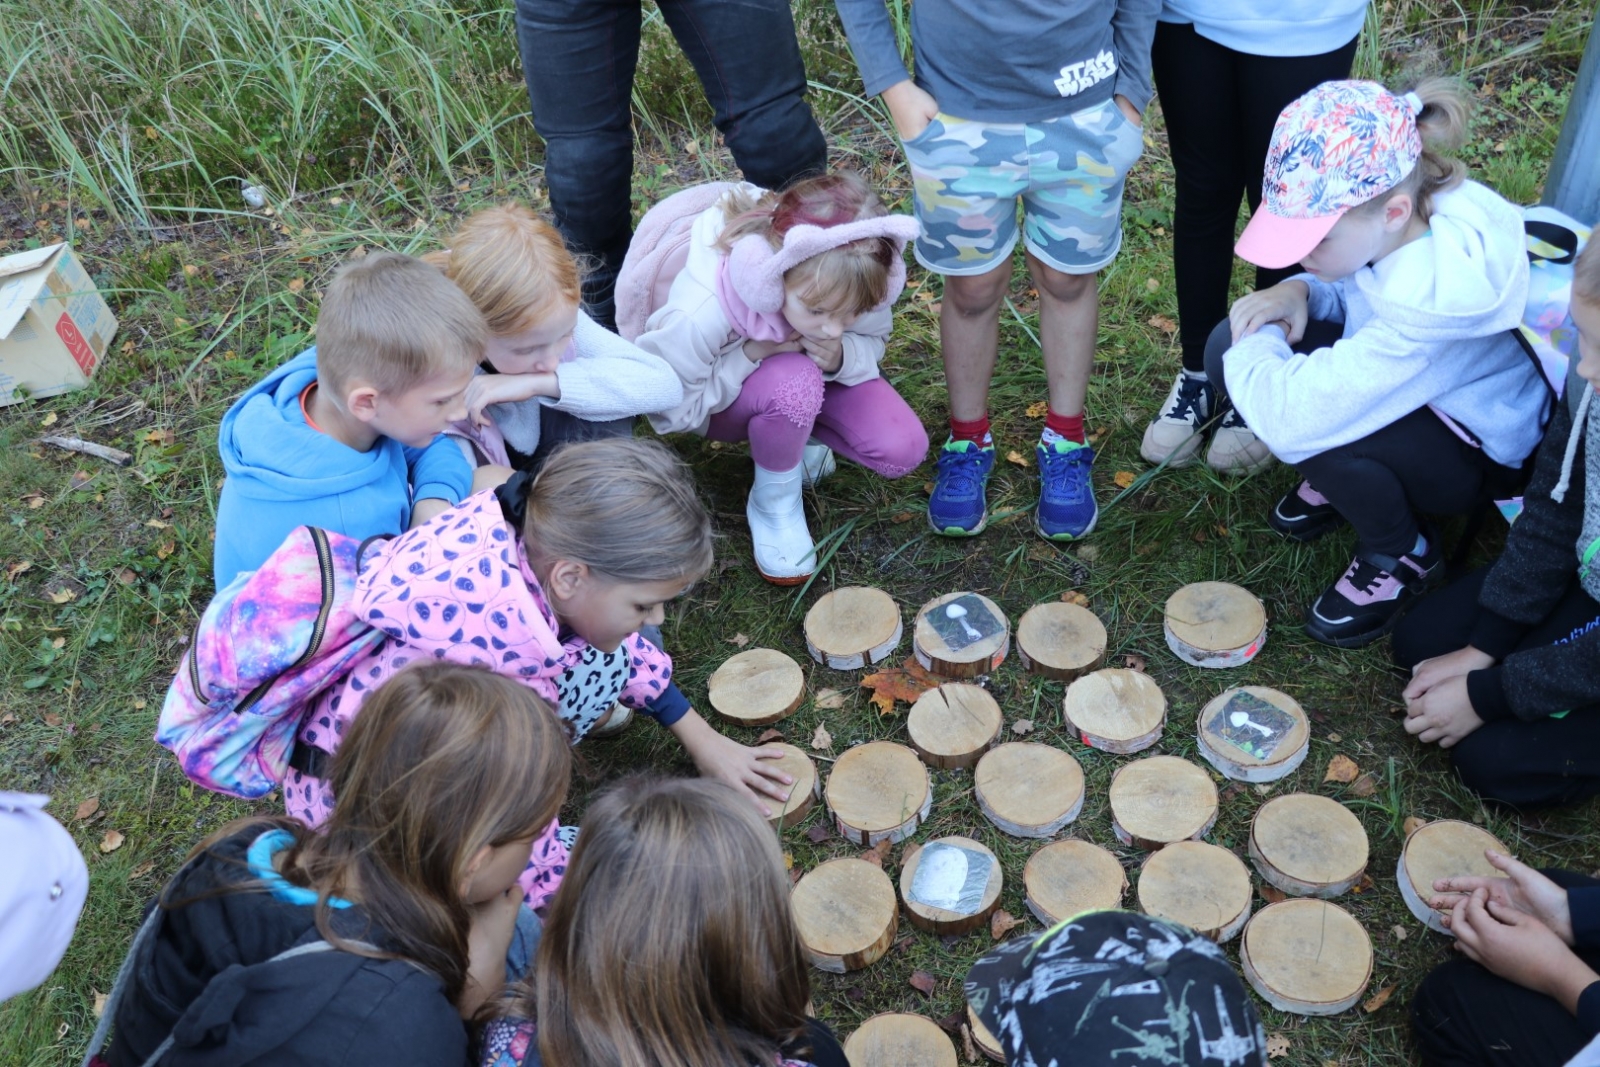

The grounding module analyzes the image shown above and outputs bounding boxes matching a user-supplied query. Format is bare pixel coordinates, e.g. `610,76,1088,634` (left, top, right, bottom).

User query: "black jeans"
514,0,828,329
508,407,635,475
1151,22,1359,371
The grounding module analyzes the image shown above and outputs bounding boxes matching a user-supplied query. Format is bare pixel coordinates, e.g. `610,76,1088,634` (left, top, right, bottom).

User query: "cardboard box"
0,242,118,406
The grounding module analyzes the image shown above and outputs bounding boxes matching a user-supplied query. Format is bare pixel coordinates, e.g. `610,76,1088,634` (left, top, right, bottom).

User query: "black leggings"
1151,21,1359,371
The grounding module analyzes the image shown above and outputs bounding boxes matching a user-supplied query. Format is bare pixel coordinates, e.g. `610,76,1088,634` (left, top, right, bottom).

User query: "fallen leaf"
69,469,93,490
143,428,177,447
1011,719,1035,736
145,518,171,529
116,568,137,585
1005,450,1031,468
132,698,147,711
1266,1033,1291,1060
1145,277,1160,292
1122,653,1148,673
99,829,125,853
287,277,306,293
50,635,65,650
810,722,833,750
1147,313,1178,334
891,511,915,524
1363,982,1398,1013
1392,924,1409,941
1348,773,1378,798
93,991,108,1018
43,712,63,727
129,860,155,880
1075,544,1099,563
183,263,199,277
0,713,15,726
909,970,937,997
1327,732,1344,744
1404,816,1428,837
935,1011,965,1037
75,796,99,821
783,850,794,870
1113,470,1138,489
860,838,892,868
755,728,785,745
156,540,176,560
961,1023,978,1064
805,824,833,845
1259,883,1288,904
22,491,46,510
991,909,1022,940
1024,400,1049,418
6,560,32,581
120,340,134,354
40,412,58,427
860,660,939,716
814,688,846,710
1059,590,1089,607
1324,754,1360,784
727,632,750,647
1214,524,1229,537
1352,873,1378,895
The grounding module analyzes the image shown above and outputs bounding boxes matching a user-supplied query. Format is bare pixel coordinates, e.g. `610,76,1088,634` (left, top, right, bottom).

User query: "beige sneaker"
1205,408,1275,475
1140,372,1213,467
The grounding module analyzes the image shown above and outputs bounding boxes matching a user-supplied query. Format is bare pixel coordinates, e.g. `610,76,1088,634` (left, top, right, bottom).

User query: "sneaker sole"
1035,509,1098,543
1302,611,1402,649
1268,510,1347,543
756,568,812,587
930,510,988,537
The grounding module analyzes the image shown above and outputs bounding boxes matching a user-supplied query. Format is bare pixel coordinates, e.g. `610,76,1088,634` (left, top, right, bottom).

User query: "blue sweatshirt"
212,348,472,588
1158,1,1368,58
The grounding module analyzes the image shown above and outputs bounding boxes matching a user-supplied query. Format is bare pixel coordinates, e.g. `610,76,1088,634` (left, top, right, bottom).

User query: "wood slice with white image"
1248,793,1368,898
912,592,1010,679
974,743,1085,838
805,587,904,670
1109,756,1218,850
1062,668,1166,754
906,683,1003,770
791,858,898,974
1397,820,1510,934
706,648,805,727
843,1013,958,1067
967,1006,1004,1063
1163,582,1267,669
825,741,933,846
1136,840,1253,942
1240,899,1373,1015
1197,686,1311,782
898,836,1003,935
1023,839,1128,926
1015,601,1107,681
766,743,820,830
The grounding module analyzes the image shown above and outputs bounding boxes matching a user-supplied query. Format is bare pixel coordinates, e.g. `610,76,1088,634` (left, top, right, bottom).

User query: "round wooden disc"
766,743,821,830
898,835,1004,935
1023,839,1127,925
1137,840,1253,942
1398,820,1510,934
912,592,1010,679
1109,756,1218,850
843,1013,958,1067
1240,899,1373,1015
805,587,904,670
1062,669,1167,753
967,1006,1004,1063
907,684,1004,769
707,648,805,726
974,743,1085,838
1249,793,1368,898
791,858,898,973
1197,687,1311,782
1163,582,1267,668
826,741,933,846
1015,602,1107,681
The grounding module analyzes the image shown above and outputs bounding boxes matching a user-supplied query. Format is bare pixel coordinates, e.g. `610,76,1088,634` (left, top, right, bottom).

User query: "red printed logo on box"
55,312,97,375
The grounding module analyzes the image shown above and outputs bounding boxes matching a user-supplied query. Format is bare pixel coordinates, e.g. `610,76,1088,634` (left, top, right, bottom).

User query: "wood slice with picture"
706,648,805,727
1136,840,1253,942
912,592,1010,679
898,836,1003,935
791,858,898,974
967,1006,1004,1063
766,742,821,830
1163,582,1267,669
842,1013,958,1067
1015,601,1106,681
825,741,933,846
906,683,1004,770
1196,686,1311,782
1248,793,1368,898
1023,839,1127,925
1109,756,1218,850
804,587,904,670
1062,668,1167,754
1240,899,1373,1015
974,743,1085,838
1397,820,1510,934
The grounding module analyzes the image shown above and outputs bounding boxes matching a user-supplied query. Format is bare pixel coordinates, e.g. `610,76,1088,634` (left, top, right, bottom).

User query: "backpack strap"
1527,218,1581,265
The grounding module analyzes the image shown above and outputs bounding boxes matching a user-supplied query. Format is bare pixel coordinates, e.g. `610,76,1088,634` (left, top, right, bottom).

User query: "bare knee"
942,263,1012,317
1028,258,1095,303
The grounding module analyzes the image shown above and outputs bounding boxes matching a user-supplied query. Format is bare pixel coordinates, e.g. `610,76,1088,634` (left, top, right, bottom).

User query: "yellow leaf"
93,991,108,1018
144,126,158,140
133,698,147,710
1324,754,1360,784
813,688,846,710
51,636,65,649
287,277,306,294
1145,277,1160,292
156,540,176,560
1362,982,1398,1013
40,412,58,427
1059,590,1089,607
1005,450,1031,468
6,560,33,581
1113,470,1138,489
1024,401,1049,418
183,264,198,277
145,519,171,529
99,830,125,853
48,588,77,604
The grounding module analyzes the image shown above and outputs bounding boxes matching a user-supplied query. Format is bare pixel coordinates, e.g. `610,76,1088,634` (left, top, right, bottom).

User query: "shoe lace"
936,445,987,497
1039,444,1090,504
1342,555,1394,594
1163,376,1211,423
1218,405,1248,429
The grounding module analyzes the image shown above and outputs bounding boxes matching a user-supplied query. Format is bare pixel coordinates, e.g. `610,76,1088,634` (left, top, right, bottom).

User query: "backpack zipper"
231,527,337,715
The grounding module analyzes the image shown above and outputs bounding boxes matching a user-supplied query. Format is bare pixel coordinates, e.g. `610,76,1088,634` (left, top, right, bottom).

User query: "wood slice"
1248,793,1368,898
1015,601,1107,681
843,1013,958,1067
706,648,805,726
1023,839,1127,925
1240,899,1373,1015
1062,668,1167,754
967,1006,1004,1063
974,743,1085,838
898,836,1003,935
1136,840,1253,942
791,858,898,973
766,743,821,830
1163,582,1267,669
906,684,1003,769
826,741,933,846
1398,820,1510,934
912,592,1010,679
1109,756,1218,850
805,587,904,670
1197,687,1311,782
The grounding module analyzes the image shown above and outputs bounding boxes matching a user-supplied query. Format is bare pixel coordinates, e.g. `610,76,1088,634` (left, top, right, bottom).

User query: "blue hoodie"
212,348,472,587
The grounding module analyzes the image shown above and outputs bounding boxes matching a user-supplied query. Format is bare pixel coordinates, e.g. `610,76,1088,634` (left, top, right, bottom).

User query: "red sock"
1044,409,1086,444
949,414,992,446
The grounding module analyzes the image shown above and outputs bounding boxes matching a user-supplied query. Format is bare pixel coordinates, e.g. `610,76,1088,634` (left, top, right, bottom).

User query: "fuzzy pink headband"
725,213,922,314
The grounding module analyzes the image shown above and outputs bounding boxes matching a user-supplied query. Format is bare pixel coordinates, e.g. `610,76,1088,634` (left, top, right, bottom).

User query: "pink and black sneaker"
1269,480,1347,542
1306,537,1444,647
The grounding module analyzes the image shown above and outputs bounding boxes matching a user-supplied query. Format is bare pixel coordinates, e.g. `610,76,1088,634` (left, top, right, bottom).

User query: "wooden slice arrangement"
1108,756,1219,850
1240,899,1373,1015
826,741,933,846
898,836,1003,935
967,1006,1004,1064
843,1013,958,1067
805,587,904,670
1062,668,1167,754
1163,582,1267,669
1397,820,1510,934
1015,601,1106,681
765,743,820,830
1197,686,1311,782
974,743,1085,838
706,648,805,726
791,858,898,974
912,592,1010,679
1136,840,1253,942
1023,839,1127,926
906,684,1003,769
1249,794,1369,898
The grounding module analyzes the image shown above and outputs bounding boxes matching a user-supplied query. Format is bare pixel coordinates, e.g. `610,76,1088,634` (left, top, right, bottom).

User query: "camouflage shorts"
902,97,1144,276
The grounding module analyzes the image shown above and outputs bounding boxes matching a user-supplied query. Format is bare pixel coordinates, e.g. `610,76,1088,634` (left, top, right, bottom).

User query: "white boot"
801,439,837,487
747,463,815,585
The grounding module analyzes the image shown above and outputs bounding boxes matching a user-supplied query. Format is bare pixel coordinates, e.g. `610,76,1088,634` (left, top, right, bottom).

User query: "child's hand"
1230,281,1309,344
743,336,802,364
459,886,522,1017
1444,889,1598,1012
669,710,794,818
1404,645,1495,702
1403,675,1483,748
1113,94,1143,128
1431,850,1573,945
800,334,844,374
883,80,940,142
465,372,561,426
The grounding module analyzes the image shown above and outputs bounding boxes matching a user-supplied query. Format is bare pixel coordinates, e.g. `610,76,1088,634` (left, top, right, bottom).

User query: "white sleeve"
550,312,685,420
830,305,892,387
635,295,757,435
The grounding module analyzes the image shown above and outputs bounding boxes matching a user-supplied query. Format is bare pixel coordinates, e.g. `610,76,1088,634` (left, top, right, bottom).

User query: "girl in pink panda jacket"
281,437,794,908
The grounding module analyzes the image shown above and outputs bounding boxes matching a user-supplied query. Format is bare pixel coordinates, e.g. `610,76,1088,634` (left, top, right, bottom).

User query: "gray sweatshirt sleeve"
833,0,914,99
1110,0,1161,114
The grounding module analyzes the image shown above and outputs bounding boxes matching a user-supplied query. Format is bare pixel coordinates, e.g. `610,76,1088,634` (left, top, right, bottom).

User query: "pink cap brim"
1235,206,1345,270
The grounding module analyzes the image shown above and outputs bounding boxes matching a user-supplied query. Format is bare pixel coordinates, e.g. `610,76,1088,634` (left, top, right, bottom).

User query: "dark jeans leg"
526,408,635,473
1392,567,1489,669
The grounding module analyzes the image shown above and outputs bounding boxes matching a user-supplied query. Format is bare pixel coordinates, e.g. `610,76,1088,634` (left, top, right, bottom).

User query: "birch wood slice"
1249,793,1368,898
1062,668,1167,754
1015,602,1107,681
1240,899,1373,1015
912,592,1010,679
706,648,805,726
767,743,821,830
1109,756,1218,850
1197,687,1311,782
1163,582,1267,669
791,858,898,974
843,1013,958,1067
825,741,933,846
974,743,1085,838
906,683,1004,770
898,836,1003,935
1398,820,1510,934
805,587,904,670
1137,840,1253,942
967,1006,1004,1063
1023,839,1128,925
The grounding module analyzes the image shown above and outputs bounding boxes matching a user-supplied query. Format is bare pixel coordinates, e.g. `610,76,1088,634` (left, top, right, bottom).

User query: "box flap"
0,243,64,281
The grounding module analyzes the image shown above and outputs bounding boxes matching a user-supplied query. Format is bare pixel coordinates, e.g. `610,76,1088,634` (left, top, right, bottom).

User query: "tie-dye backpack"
156,527,389,799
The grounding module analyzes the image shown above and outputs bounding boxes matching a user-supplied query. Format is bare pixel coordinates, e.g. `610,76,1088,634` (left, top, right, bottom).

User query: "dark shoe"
1269,480,1347,542
1305,539,1444,648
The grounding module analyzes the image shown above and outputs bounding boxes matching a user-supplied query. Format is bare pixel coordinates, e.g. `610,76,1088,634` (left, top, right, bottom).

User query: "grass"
0,1,1594,1064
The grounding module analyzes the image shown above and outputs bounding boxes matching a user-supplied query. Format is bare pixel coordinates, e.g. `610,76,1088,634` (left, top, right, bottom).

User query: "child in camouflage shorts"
835,0,1159,540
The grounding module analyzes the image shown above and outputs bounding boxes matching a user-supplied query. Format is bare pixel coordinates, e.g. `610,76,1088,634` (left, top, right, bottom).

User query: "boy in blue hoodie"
212,252,485,587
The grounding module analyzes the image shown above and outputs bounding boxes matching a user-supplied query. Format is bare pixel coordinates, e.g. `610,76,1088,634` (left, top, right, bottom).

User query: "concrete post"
1543,6,1600,223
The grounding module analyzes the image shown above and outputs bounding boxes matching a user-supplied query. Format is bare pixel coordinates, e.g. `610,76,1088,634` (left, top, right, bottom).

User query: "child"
480,776,848,1067
1206,78,1546,647
424,205,683,479
1391,239,1600,809
213,251,485,588
620,173,929,584
835,0,1158,542
96,663,572,1067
